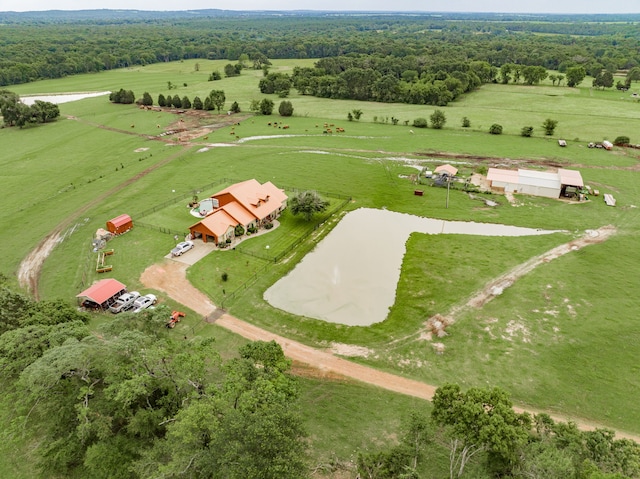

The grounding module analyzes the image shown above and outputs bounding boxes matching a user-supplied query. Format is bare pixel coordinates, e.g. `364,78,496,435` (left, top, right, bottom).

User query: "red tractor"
166,310,185,328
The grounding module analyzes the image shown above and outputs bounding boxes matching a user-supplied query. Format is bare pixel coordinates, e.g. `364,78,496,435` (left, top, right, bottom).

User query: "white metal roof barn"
487,168,583,199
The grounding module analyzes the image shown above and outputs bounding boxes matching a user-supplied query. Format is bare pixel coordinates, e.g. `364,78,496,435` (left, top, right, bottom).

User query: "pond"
263,208,562,327
21,91,111,105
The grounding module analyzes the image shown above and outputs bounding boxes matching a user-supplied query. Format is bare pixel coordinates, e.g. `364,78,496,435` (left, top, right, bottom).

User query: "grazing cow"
157,124,161,128
409,129,415,134
203,136,208,140
282,125,289,129
130,124,135,128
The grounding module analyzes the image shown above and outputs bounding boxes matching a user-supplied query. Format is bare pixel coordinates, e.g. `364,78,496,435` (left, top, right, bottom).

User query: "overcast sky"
2,0,639,14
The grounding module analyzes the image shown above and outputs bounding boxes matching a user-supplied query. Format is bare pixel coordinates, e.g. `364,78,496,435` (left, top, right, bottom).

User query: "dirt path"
140,253,640,443
16,110,247,297
17,144,190,298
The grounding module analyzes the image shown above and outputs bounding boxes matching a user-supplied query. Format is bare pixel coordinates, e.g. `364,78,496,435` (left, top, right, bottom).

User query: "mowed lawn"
3,59,640,436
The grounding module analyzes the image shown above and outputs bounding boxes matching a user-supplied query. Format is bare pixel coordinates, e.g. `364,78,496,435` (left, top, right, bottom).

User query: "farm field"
3,56,640,459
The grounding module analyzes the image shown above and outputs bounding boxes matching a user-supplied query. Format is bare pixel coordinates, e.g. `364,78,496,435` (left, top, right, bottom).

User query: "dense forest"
1,11,639,88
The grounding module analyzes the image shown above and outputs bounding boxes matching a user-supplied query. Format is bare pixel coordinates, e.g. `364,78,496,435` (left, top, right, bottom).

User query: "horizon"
1,1,638,15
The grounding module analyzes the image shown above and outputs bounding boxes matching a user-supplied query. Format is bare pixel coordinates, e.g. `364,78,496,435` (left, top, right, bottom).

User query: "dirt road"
140,247,640,443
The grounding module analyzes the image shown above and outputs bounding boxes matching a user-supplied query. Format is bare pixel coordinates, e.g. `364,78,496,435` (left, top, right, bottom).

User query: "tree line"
1,13,639,88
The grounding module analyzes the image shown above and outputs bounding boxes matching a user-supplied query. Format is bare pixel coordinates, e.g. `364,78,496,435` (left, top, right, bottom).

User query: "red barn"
106,214,133,235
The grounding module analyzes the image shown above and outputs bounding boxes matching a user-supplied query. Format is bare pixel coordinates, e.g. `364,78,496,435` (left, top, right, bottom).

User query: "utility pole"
446,175,451,209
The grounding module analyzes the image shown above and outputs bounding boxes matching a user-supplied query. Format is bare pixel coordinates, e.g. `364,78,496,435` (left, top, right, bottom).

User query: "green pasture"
3,59,640,440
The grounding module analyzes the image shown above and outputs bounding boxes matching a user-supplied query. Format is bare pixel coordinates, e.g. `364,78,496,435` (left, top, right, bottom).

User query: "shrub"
542,118,558,136
221,272,229,282
264,222,274,230
614,136,630,146
430,110,446,129
489,123,503,135
413,117,428,128
225,237,232,244
461,117,471,128
248,226,258,234
278,100,294,117
521,126,534,137
259,98,274,115
230,101,241,113
234,225,245,237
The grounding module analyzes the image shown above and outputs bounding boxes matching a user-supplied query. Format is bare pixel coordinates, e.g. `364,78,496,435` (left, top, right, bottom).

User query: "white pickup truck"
109,292,140,314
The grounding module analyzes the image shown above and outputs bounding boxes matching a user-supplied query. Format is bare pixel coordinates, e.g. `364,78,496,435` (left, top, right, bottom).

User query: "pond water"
21,91,111,105
263,208,562,327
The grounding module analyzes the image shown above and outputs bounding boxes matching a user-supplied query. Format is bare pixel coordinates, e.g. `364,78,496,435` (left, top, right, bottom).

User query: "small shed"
76,278,126,310
106,214,133,235
434,164,458,177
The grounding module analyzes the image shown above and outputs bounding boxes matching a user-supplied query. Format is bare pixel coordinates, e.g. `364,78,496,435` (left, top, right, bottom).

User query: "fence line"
132,178,351,221
135,221,188,238
221,195,352,308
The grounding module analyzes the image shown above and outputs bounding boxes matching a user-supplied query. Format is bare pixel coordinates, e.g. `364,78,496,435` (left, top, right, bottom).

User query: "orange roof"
76,278,126,304
558,168,584,187
487,168,519,183
107,214,132,227
213,179,288,221
219,202,256,226
192,209,237,238
434,164,458,176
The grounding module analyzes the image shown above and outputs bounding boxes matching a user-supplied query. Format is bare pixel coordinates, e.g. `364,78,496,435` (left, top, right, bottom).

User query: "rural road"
140,250,640,443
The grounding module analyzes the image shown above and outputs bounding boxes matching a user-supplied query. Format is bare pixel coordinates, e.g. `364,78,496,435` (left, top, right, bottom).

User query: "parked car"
132,294,157,313
108,291,140,314
171,241,194,257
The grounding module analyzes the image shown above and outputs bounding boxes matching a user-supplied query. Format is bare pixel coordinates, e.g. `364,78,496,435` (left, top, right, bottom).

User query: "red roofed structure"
106,214,133,235
189,179,287,244
76,278,126,309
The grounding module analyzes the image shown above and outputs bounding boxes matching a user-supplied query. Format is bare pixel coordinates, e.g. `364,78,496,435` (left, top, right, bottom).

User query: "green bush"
413,117,428,128
489,123,503,135
264,222,274,230
461,116,471,128
521,126,534,137
221,272,229,282
614,136,630,145
234,225,245,236
430,109,446,129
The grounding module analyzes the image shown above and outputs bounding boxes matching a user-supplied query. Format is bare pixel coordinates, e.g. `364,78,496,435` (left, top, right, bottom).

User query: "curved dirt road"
140,252,640,443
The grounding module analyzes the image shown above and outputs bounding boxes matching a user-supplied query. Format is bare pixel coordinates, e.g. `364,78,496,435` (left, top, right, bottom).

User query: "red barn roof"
76,278,126,304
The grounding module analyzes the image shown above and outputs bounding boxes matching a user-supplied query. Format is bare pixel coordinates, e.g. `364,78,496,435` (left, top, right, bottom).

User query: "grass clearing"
3,59,640,443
